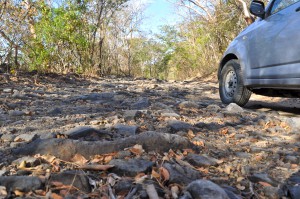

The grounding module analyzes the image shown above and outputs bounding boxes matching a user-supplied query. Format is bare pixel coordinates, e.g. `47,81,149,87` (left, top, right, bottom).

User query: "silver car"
218,0,300,106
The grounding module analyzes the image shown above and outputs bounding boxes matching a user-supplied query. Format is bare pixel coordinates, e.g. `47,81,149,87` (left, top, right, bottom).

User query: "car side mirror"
250,0,265,19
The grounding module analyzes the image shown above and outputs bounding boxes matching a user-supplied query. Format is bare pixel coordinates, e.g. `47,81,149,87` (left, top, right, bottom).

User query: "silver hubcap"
224,70,237,97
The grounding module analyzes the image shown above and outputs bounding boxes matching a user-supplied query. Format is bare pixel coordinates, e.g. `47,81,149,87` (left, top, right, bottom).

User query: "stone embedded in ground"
114,179,134,195
0,134,16,142
71,92,115,101
114,124,138,136
285,117,300,130
49,170,91,193
284,155,298,164
132,97,150,109
124,110,142,121
222,186,242,199
225,103,244,114
48,107,62,115
206,104,221,112
163,162,202,185
184,154,220,167
14,131,195,160
8,110,26,117
185,180,230,199
12,156,39,167
0,176,43,192
63,126,103,139
248,173,278,187
262,186,279,199
109,159,154,177
14,133,38,142
161,112,180,118
167,120,193,133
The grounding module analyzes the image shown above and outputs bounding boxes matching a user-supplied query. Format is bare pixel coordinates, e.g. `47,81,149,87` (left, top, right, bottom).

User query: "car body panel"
219,0,300,89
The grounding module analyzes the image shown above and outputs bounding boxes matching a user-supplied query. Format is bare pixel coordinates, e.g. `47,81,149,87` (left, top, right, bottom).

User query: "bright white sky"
140,0,179,34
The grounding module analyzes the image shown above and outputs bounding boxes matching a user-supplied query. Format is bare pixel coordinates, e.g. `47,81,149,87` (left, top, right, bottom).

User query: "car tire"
219,59,251,106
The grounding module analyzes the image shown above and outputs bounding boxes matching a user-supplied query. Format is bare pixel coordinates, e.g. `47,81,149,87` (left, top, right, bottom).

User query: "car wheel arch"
218,54,239,80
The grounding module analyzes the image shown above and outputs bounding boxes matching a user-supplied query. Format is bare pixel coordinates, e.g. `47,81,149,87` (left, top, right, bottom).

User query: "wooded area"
0,0,251,80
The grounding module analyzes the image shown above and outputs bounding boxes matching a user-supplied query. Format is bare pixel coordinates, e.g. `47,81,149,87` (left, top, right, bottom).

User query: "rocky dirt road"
1,73,300,198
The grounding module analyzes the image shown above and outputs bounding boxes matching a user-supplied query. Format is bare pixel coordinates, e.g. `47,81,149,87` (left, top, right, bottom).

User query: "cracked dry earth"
1,73,300,198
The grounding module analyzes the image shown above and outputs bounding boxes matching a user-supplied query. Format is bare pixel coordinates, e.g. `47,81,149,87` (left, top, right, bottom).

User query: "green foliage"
27,0,89,72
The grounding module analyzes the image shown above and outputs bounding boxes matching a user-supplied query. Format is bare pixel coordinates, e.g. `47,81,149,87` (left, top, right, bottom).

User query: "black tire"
219,59,251,106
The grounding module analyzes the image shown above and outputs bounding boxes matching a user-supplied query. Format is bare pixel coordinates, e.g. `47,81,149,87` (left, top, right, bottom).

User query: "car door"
247,0,300,80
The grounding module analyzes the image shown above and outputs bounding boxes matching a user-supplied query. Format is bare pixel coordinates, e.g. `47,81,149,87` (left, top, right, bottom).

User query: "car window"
270,0,300,14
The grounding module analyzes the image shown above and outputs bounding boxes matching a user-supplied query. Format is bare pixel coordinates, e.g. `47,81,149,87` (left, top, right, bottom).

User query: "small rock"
225,103,244,113
124,110,142,121
40,132,56,139
8,110,26,117
49,170,91,193
12,156,39,167
114,179,134,195
168,120,192,133
1,134,16,142
284,155,298,164
114,124,138,136
152,102,171,110
163,162,202,185
132,98,150,109
178,101,199,109
72,92,115,101
262,186,279,199
206,104,221,112
109,159,154,177
222,186,242,199
184,154,220,167
161,112,180,118
185,180,229,199
0,170,7,177
3,88,12,93
235,152,251,159
14,133,38,142
0,176,43,192
48,107,62,115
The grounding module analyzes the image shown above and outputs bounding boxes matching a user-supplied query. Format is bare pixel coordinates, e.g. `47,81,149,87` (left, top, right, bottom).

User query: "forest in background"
0,0,251,80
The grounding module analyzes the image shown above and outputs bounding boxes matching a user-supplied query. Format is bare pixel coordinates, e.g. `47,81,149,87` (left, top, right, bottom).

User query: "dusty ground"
1,72,300,198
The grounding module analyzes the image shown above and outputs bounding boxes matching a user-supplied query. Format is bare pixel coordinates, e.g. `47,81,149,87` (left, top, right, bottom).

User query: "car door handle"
296,7,300,12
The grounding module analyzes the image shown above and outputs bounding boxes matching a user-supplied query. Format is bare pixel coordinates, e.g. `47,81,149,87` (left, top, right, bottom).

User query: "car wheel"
219,59,251,106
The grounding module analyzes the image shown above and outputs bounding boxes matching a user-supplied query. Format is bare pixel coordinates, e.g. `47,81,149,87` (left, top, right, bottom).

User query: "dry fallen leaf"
151,169,161,178
220,128,228,135
291,164,298,169
14,190,25,197
187,130,195,139
51,193,64,199
258,181,272,187
18,160,27,169
236,184,245,190
77,164,114,171
224,166,231,175
104,155,113,164
40,154,57,163
71,154,88,166
129,144,144,155
134,173,147,184
237,177,245,182
159,167,170,182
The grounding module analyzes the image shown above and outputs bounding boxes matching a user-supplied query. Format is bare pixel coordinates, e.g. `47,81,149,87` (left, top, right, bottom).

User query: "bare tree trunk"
24,0,37,39
238,0,254,25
